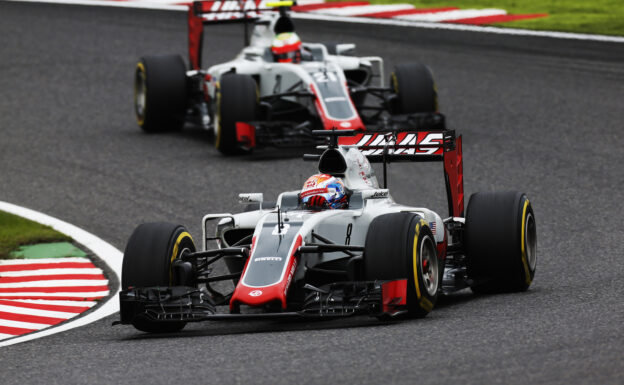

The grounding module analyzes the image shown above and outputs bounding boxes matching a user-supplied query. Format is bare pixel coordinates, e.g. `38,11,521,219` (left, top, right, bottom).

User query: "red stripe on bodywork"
0,325,37,336
0,274,106,283
0,262,95,272
292,1,369,12
0,300,90,313
446,13,548,25
0,311,65,325
355,7,459,18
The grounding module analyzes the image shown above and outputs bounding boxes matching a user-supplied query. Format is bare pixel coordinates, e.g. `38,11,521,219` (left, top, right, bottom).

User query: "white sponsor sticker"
254,257,283,262
362,189,389,199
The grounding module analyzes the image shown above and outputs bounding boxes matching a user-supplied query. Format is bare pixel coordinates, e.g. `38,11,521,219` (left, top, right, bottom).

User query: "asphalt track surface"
1,2,623,384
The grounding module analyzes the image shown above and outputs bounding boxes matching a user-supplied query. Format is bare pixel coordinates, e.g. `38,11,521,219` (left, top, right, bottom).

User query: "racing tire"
390,62,437,114
364,212,443,318
134,55,187,132
216,73,258,155
121,222,196,333
465,192,537,293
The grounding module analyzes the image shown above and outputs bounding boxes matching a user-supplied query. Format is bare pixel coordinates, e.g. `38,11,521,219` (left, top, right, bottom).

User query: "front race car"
117,126,537,333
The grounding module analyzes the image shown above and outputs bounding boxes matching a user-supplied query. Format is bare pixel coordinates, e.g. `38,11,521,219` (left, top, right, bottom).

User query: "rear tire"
216,74,258,155
134,55,187,132
121,222,196,333
390,62,437,114
364,213,442,318
465,192,537,293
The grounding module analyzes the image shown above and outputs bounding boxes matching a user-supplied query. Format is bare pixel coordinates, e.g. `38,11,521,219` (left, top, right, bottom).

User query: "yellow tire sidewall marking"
412,221,422,300
520,199,532,285
169,231,193,283
391,73,398,94
420,294,434,312
412,219,434,312
135,62,146,126
412,219,428,298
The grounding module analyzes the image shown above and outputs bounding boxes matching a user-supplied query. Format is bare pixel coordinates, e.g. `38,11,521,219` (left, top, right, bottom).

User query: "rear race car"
117,117,537,333
133,0,439,154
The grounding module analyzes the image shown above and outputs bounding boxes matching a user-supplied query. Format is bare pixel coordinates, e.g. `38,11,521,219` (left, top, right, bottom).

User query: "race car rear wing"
314,116,464,217
188,0,293,69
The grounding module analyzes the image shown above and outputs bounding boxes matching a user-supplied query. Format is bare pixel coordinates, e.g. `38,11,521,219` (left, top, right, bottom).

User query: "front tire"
465,191,537,293
364,212,442,318
390,62,438,114
216,73,258,155
134,55,187,132
121,222,196,333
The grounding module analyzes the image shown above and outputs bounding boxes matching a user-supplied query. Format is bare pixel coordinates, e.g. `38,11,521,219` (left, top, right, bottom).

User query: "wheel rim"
420,235,438,296
525,212,537,271
134,65,147,124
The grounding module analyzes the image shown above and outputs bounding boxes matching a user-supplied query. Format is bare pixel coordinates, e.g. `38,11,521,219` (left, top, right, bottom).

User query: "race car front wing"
117,279,409,325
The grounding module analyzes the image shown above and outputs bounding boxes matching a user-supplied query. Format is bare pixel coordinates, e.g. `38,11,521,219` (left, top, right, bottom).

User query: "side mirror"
335,43,356,56
239,193,263,204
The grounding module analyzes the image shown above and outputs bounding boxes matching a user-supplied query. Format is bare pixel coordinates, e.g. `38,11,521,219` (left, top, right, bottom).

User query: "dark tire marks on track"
1,2,623,384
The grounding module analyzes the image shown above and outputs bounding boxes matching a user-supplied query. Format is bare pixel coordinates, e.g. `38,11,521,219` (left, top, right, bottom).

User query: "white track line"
0,201,122,347
0,280,109,288
0,319,55,330
1,268,104,277
5,0,187,10
310,4,414,17
0,304,85,319
395,9,505,22
0,291,110,298
7,299,98,306
0,257,94,265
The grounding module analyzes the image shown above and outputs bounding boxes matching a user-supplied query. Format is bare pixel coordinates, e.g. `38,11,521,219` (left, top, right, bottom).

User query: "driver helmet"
271,32,302,63
300,174,348,210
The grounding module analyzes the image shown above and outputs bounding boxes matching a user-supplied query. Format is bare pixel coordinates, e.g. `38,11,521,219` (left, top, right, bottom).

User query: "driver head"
300,174,348,210
271,32,302,63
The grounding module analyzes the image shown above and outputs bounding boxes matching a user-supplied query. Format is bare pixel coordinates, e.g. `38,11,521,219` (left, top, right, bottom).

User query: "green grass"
0,211,71,259
365,0,624,36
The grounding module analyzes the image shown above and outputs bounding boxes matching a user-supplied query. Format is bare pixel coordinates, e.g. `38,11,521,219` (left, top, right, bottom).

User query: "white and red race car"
133,0,440,154
118,124,537,333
